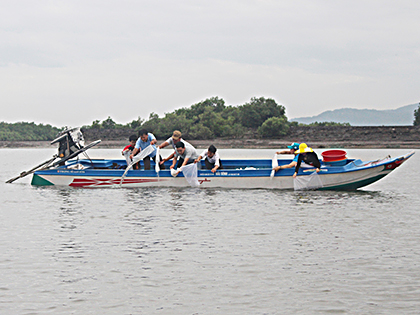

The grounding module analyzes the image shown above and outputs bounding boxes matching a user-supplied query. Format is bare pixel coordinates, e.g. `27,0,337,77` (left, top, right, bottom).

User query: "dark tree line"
0,122,61,141
5,96,382,142
84,97,291,139
414,103,420,126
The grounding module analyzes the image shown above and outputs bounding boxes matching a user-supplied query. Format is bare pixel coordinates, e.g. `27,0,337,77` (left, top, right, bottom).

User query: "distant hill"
291,103,419,126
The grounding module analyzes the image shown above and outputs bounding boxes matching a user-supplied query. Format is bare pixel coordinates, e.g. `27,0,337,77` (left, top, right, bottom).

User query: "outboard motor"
51,127,85,162
6,127,100,183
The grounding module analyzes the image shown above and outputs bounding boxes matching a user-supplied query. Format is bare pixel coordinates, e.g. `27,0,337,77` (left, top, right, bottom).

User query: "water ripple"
1,149,419,314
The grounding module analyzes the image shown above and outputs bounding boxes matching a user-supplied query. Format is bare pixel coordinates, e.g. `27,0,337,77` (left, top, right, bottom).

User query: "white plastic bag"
181,163,200,187
270,154,278,179
155,147,161,174
170,168,178,177
294,172,323,191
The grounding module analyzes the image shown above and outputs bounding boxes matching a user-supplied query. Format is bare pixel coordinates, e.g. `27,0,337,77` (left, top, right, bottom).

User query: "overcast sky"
1,0,420,127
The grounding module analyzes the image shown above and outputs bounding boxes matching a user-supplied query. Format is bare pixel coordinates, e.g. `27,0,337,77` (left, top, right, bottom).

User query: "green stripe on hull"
320,174,387,191
31,174,54,186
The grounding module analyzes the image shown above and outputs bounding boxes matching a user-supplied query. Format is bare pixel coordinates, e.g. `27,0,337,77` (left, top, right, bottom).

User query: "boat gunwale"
33,152,413,178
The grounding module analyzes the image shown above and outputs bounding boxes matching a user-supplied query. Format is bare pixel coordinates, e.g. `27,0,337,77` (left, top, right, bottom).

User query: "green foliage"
85,117,126,130
81,97,290,139
239,97,286,128
141,112,162,135
119,96,289,139
101,116,117,129
174,96,226,120
197,107,226,137
0,122,62,141
258,116,290,137
4,96,291,140
155,113,193,139
91,120,101,128
128,117,144,130
188,123,214,139
414,104,420,126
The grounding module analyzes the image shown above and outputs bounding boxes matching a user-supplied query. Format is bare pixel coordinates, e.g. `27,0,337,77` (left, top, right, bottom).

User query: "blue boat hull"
32,152,414,190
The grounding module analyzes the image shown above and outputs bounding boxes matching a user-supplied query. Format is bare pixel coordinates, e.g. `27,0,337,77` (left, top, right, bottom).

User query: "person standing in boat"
273,142,300,172
293,143,321,178
158,130,195,165
130,129,165,170
171,141,199,172
122,134,140,170
195,144,222,173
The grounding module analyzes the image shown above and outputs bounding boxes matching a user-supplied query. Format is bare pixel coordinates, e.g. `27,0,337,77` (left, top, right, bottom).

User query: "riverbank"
2,139,420,149
2,125,420,149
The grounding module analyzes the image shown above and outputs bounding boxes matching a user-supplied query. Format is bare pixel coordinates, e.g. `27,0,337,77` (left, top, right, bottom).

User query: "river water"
1,148,420,314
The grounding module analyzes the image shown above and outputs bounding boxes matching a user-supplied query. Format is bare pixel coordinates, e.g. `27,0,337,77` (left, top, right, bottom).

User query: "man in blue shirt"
273,142,300,172
130,129,165,170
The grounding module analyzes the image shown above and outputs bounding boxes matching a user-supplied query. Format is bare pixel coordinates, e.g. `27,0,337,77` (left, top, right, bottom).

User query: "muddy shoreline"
2,139,420,149
3,125,419,149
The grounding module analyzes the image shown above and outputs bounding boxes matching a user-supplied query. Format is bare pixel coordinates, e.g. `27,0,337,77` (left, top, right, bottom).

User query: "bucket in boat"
321,150,347,166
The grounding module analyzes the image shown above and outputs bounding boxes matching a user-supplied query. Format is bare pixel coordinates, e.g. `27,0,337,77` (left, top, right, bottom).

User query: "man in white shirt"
158,130,195,166
171,141,199,171
195,145,222,173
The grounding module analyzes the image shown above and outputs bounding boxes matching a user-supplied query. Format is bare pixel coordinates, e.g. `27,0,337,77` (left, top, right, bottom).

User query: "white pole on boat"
155,147,160,177
270,154,278,179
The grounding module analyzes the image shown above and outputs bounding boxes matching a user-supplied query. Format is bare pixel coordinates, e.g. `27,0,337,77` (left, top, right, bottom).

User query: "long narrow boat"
31,151,414,190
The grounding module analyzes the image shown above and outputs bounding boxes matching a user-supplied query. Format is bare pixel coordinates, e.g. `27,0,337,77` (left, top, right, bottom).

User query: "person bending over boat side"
171,141,199,174
157,130,182,165
130,129,165,170
293,143,321,178
157,130,195,166
122,134,140,170
276,142,300,155
195,145,223,173
273,142,300,172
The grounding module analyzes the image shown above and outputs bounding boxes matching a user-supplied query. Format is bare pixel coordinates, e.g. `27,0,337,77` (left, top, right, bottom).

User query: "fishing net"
120,145,156,185
181,163,200,187
270,154,278,179
294,172,323,191
123,150,132,169
131,145,155,165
